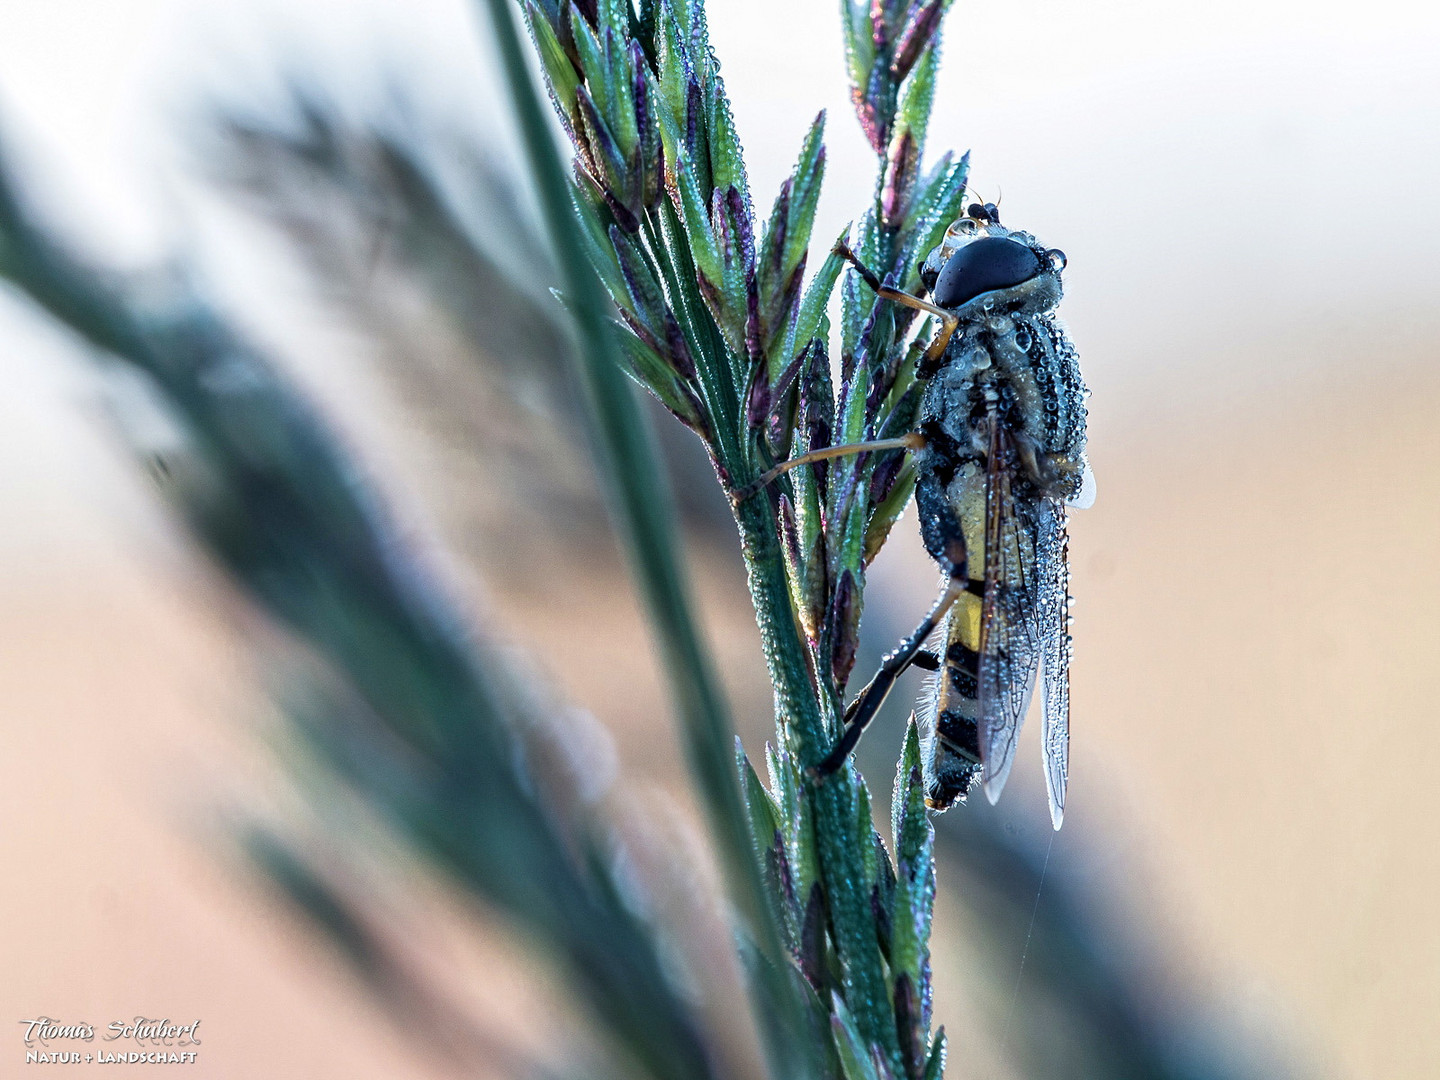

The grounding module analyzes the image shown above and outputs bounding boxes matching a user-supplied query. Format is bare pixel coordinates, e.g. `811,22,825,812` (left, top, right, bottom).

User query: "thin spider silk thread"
997,827,1056,1070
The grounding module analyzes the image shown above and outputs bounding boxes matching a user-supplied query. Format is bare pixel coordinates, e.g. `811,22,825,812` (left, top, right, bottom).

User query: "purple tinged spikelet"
685,79,704,165
869,0,891,51
725,185,755,269
765,182,790,283
711,186,735,259
616,304,663,354
765,352,805,450
892,0,945,81
745,274,764,369
882,130,917,228
662,311,697,380
860,62,891,152
629,43,661,210
798,883,826,990
745,347,771,430
869,450,904,504
828,569,861,691
576,86,642,230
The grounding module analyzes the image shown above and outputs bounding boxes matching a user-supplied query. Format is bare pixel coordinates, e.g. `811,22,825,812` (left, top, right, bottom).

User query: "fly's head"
920,202,1067,317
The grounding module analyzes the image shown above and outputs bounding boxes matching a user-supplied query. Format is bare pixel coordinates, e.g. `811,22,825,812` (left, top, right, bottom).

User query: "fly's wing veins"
1035,498,1071,829
977,426,1042,805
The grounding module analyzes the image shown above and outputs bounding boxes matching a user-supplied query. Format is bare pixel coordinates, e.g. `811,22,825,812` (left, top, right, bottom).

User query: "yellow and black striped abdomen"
924,584,985,810
919,458,989,811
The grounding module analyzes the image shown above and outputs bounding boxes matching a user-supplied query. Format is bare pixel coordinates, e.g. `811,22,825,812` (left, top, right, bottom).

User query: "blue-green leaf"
783,239,841,378
831,995,883,1080
523,2,580,113
889,719,935,990
738,741,782,856
707,76,750,209
922,1028,946,1080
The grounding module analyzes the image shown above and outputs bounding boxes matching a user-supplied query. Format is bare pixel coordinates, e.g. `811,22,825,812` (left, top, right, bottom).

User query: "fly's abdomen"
922,589,985,810
920,460,989,811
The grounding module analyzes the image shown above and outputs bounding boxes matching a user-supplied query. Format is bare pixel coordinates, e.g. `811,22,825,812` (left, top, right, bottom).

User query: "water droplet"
1014,329,1032,350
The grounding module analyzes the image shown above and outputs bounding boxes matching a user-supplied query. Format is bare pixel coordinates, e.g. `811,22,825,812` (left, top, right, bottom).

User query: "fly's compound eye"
932,236,1042,309
923,217,986,295
1046,248,1067,272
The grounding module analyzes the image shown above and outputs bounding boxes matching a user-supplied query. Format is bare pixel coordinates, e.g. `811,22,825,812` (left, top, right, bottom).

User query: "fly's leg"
833,241,960,374
812,572,968,777
733,432,925,502
841,651,941,724
735,242,958,504
814,467,969,775
837,649,938,725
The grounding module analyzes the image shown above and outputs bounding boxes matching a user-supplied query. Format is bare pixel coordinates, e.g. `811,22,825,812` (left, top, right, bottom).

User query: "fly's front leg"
733,432,925,502
832,241,961,375
812,572,967,778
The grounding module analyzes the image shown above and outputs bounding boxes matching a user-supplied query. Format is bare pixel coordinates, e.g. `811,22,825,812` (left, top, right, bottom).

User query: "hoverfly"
745,201,1091,829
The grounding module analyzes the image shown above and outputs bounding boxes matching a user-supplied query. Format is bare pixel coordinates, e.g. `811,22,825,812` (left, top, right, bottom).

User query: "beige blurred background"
1,1,1438,1078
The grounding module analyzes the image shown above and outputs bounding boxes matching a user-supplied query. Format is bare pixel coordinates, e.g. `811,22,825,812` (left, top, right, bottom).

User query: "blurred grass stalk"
481,0,768,951
480,2,808,1077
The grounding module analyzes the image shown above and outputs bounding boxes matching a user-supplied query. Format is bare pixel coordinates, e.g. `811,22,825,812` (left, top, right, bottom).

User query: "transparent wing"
1034,498,1071,829
977,424,1041,805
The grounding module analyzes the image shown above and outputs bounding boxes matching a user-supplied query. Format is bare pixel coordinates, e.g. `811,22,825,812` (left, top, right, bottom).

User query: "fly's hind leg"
812,570,968,777
837,649,938,725
812,469,970,777
832,241,961,375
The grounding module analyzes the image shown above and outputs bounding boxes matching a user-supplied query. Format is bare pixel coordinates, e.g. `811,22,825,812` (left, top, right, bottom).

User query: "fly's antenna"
964,184,1002,226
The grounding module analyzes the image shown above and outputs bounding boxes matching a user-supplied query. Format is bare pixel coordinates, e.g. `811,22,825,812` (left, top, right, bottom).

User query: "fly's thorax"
916,213,1081,500
924,309,1088,502
995,312,1088,494
919,346,986,452
1026,315,1089,499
